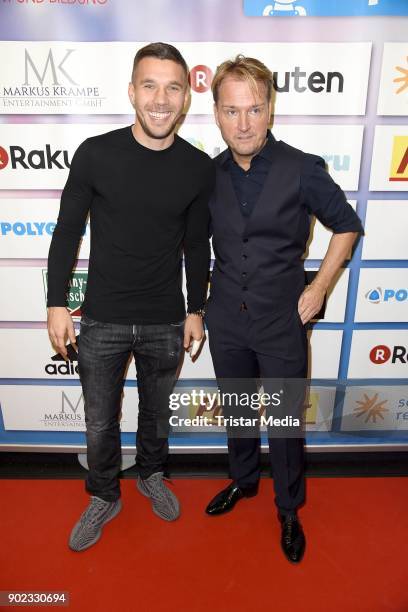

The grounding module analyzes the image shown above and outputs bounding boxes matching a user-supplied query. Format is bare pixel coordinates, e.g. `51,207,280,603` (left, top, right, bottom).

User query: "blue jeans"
78,315,184,502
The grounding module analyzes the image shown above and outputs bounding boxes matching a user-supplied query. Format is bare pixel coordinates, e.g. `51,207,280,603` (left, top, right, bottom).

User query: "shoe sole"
136,479,180,522
68,499,122,552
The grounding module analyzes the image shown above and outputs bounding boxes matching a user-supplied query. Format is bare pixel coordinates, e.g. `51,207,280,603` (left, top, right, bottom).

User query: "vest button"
242,272,247,277
243,238,248,243
243,286,248,291
242,254,247,259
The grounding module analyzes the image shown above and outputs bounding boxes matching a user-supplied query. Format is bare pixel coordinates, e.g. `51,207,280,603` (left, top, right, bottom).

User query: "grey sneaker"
137,472,180,521
69,496,122,552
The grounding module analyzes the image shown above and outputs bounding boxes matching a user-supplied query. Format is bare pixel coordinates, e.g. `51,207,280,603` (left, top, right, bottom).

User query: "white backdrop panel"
348,330,408,378
369,126,408,191
355,268,408,322
0,199,90,259
362,201,408,260
0,41,371,116
378,43,408,116
0,328,341,380
341,385,408,431
179,123,363,191
0,384,139,432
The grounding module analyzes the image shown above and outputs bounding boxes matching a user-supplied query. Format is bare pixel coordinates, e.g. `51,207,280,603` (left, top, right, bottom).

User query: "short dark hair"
131,42,189,82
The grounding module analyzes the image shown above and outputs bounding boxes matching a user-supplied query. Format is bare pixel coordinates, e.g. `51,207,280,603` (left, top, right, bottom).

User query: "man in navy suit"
204,55,363,563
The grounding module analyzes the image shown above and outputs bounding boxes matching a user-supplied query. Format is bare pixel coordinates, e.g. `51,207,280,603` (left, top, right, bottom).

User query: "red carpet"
0,477,407,612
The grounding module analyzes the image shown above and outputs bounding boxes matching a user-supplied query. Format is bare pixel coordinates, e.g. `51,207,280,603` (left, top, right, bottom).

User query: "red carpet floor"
0,477,407,612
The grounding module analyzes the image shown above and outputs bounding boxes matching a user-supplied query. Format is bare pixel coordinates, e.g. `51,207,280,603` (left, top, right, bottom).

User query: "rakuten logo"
0,146,9,170
189,65,213,93
369,345,408,365
0,145,71,170
273,67,344,93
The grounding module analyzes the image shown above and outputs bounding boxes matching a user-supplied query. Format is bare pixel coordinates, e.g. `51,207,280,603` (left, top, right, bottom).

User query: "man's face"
214,77,272,165
129,57,188,142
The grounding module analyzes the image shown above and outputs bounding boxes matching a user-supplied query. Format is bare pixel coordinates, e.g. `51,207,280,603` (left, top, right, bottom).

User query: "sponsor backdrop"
0,0,407,452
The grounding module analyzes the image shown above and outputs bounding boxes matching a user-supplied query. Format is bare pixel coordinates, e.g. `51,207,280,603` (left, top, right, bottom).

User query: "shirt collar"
220,130,276,169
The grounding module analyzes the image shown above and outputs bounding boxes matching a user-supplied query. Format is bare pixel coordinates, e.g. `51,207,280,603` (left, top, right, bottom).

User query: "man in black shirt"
47,43,214,551
204,56,363,563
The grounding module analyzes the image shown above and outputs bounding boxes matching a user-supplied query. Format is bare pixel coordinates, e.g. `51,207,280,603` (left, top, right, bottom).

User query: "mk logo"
24,48,78,86
61,391,83,415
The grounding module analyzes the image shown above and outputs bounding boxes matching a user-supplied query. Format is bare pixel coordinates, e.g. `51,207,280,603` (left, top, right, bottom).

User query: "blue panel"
244,0,408,17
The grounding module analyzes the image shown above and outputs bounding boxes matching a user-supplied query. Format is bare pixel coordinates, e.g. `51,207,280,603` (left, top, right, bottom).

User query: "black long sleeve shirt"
47,126,214,324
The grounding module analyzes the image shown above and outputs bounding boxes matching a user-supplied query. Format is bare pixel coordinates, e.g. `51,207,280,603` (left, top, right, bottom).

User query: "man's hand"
297,282,326,325
183,314,205,355
47,306,77,360
297,231,359,324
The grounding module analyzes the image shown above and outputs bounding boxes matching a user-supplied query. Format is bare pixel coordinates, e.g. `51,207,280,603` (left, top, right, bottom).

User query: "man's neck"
232,154,252,171
231,135,268,171
131,123,175,151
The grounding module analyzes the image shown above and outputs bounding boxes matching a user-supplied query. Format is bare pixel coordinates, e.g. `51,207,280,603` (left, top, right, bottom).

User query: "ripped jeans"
78,315,184,502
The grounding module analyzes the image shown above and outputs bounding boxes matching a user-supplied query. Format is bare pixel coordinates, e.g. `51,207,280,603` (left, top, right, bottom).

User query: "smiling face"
214,76,272,170
128,56,189,150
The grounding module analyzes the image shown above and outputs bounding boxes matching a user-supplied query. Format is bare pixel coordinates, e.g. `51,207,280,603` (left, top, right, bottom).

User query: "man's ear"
183,86,191,112
128,82,135,107
268,97,273,120
213,102,220,128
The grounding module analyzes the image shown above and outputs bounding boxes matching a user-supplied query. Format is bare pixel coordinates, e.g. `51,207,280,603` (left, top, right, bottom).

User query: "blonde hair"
211,55,273,103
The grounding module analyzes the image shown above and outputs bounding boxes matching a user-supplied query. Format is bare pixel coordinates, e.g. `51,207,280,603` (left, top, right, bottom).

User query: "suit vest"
209,140,311,316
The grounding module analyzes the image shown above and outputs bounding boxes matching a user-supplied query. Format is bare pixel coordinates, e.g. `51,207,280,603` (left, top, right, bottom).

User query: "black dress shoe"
205,482,258,516
279,513,306,563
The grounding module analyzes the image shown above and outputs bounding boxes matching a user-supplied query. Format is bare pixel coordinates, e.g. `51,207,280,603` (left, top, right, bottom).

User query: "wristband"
187,308,205,317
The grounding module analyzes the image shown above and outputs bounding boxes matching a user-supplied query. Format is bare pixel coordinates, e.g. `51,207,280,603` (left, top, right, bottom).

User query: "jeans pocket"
80,314,99,328
170,320,185,327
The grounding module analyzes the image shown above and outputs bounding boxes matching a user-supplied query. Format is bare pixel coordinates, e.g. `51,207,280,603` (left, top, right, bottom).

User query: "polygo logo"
365,287,408,304
0,146,9,170
189,65,213,93
389,136,408,182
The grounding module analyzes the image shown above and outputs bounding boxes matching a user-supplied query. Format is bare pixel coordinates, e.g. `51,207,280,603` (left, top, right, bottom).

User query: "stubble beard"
136,109,181,141
232,133,267,160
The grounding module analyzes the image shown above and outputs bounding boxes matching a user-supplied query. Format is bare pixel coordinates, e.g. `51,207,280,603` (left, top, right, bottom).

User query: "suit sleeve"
47,140,93,307
301,155,364,234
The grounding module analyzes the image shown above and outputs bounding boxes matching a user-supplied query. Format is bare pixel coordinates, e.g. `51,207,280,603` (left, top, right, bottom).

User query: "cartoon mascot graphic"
263,1,307,16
